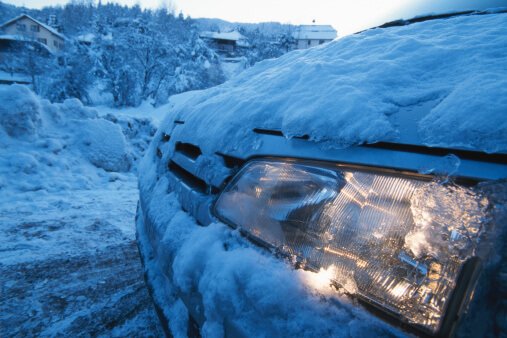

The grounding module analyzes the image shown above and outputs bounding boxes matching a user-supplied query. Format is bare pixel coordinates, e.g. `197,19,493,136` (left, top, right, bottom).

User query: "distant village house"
1,14,64,53
293,25,337,49
199,30,249,54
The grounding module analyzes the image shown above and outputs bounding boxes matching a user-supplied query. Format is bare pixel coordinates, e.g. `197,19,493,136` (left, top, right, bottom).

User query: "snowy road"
0,181,164,337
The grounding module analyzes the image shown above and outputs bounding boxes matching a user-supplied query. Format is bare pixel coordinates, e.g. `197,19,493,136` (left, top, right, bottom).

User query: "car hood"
162,11,506,158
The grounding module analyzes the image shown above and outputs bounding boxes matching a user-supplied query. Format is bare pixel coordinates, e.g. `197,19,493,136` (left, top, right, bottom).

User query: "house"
200,30,249,54
293,25,337,50
0,14,65,53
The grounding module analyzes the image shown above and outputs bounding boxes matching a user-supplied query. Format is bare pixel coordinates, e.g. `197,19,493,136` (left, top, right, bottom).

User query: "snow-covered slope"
164,11,506,155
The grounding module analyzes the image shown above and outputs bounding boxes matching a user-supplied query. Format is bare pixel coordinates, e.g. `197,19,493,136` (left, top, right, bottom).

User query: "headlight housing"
214,159,489,335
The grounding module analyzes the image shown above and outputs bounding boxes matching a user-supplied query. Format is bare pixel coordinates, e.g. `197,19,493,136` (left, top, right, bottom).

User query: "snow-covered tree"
7,39,52,94
46,41,93,104
1,1,291,107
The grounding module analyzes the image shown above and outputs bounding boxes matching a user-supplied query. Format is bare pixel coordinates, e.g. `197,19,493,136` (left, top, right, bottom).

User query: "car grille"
158,127,245,226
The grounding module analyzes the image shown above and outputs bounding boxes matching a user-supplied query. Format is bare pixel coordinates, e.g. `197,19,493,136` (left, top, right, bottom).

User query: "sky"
4,0,506,36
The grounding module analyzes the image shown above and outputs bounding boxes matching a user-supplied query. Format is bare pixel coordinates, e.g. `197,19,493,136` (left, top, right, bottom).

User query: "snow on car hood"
162,11,506,155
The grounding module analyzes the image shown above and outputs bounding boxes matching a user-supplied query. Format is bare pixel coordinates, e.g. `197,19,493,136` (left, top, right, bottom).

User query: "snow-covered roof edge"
0,14,65,40
200,30,247,42
0,34,35,42
0,34,55,54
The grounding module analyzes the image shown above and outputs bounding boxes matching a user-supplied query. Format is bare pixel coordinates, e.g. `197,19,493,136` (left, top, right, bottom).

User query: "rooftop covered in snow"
200,30,247,42
200,30,250,50
293,25,337,40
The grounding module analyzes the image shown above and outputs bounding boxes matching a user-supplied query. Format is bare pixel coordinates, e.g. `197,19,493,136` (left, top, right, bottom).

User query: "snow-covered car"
136,10,507,337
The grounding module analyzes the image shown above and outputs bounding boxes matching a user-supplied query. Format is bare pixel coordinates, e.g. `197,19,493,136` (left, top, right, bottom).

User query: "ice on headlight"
406,182,488,260
215,160,492,334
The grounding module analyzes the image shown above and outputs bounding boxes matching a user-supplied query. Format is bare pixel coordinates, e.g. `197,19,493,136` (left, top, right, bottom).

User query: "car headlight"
214,159,489,335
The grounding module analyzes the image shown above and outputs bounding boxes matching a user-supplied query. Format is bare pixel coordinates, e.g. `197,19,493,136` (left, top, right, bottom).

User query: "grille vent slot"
217,152,246,169
360,142,507,165
253,128,283,137
253,128,309,140
168,161,219,195
175,142,202,160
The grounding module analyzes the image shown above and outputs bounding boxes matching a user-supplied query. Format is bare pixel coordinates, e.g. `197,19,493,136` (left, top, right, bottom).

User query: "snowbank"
78,118,132,172
161,12,507,154
0,84,156,194
0,85,41,137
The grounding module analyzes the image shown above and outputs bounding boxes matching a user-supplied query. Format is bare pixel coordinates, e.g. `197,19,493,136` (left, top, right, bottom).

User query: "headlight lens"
215,159,488,334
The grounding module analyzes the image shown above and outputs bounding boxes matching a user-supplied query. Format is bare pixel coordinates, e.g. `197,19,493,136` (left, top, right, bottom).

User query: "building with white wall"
293,25,337,50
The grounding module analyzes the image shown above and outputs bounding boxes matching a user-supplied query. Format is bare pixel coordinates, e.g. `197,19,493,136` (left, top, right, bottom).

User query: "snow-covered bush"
0,84,42,137
78,119,132,172
0,84,157,192
103,113,156,163
58,98,98,119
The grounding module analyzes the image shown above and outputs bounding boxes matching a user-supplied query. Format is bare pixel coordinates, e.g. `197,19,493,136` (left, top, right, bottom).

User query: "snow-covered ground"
219,57,250,80
0,84,199,336
1,185,163,336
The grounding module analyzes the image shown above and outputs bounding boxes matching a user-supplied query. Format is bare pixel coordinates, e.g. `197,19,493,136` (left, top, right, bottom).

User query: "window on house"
30,25,39,32
308,40,311,45
37,38,47,45
319,40,325,45
54,40,58,47
16,23,26,31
